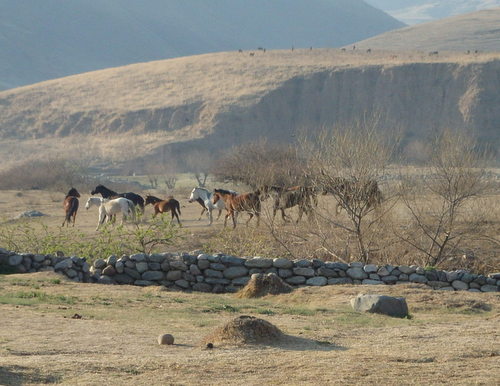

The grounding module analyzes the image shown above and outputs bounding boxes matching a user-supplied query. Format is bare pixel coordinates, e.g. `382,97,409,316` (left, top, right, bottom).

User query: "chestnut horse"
62,187,80,227
145,195,182,225
213,188,261,228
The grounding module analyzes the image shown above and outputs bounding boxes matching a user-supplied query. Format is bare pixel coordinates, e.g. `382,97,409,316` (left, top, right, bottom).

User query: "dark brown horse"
260,185,315,223
213,189,261,228
145,195,182,225
62,188,80,227
323,177,383,214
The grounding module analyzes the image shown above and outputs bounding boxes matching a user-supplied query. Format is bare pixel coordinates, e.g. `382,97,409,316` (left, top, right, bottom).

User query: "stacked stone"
0,247,90,282
1,246,498,292
87,252,500,293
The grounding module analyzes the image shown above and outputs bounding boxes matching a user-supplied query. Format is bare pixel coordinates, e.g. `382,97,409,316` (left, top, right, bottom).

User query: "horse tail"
126,200,135,219
69,197,79,218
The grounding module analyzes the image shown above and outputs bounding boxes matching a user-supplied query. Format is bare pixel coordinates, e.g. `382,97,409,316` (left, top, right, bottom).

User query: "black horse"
91,184,145,214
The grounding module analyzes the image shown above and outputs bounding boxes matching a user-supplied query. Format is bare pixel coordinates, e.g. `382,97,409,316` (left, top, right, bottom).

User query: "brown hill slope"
353,8,500,51
0,49,499,169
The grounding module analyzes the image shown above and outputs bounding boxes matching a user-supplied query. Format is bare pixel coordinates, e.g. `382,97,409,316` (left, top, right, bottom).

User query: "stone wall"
1,248,498,293
0,248,90,282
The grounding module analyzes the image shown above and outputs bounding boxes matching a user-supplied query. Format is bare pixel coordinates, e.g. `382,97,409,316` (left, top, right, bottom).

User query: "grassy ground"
0,272,498,385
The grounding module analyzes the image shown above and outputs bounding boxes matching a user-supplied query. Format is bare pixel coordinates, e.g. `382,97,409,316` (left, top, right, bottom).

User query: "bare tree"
397,129,491,267
184,150,213,187
214,139,306,188
303,123,398,262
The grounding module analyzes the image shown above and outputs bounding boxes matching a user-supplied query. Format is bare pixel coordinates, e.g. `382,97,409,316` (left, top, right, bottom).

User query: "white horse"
85,197,135,230
188,187,237,225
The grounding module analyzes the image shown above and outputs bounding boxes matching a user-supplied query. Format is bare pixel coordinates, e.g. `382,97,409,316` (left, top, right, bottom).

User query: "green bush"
0,218,180,264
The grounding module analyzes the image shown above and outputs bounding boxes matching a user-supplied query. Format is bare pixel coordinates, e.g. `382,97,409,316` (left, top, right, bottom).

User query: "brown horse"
323,177,383,214
213,188,261,228
62,187,80,227
260,185,315,223
145,195,182,225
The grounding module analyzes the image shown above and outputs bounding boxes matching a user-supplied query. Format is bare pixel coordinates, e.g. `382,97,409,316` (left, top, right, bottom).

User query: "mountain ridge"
0,49,498,169
0,0,403,90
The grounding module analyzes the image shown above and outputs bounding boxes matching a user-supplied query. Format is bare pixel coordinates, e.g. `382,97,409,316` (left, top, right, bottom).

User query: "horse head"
67,187,80,198
212,192,221,205
145,195,161,206
91,184,117,198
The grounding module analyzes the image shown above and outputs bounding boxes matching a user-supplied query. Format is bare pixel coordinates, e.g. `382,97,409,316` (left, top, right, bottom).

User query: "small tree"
304,124,398,262
398,129,490,267
214,139,305,188
184,150,213,187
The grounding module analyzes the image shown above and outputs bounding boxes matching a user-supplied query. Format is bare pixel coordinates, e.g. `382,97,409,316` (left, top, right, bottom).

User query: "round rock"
158,334,175,345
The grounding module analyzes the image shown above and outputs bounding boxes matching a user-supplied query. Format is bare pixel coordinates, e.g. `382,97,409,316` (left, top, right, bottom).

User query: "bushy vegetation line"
0,218,180,264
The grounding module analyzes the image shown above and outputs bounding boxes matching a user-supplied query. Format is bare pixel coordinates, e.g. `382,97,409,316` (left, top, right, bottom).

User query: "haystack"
236,273,293,298
201,315,283,346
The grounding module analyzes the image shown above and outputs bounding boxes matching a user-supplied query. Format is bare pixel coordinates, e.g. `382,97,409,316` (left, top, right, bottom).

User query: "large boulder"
350,294,409,318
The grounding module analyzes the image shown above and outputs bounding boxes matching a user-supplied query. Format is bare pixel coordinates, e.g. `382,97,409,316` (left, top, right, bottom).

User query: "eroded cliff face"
0,57,498,160
206,61,499,150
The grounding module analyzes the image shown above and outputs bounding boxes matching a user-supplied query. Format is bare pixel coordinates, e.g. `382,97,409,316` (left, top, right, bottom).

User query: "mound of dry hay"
202,315,283,346
237,273,293,298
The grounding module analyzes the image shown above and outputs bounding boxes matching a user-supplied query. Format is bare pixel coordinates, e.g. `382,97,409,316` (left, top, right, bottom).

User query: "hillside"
0,0,404,90
353,8,500,51
0,49,499,169
365,0,500,24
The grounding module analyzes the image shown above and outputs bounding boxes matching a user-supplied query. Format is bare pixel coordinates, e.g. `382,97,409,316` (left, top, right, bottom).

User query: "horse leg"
245,212,254,226
296,206,304,224
224,211,231,227
174,209,182,226
97,209,105,231
216,209,223,220
232,211,237,229
272,207,278,222
72,212,77,227
281,209,289,223
207,208,213,226
199,207,205,221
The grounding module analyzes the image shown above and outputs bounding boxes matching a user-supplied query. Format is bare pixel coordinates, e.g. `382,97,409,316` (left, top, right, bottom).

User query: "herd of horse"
62,180,383,230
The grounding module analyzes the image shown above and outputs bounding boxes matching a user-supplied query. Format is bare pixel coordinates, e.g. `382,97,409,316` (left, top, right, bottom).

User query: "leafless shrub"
302,123,399,262
184,150,213,187
214,139,306,188
0,158,89,191
397,129,493,268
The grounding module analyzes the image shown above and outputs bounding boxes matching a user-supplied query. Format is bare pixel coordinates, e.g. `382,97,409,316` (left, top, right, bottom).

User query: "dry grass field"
0,272,499,385
0,183,499,384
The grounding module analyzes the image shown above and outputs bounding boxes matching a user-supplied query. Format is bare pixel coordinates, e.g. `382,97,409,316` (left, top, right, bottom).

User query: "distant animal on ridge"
62,187,80,227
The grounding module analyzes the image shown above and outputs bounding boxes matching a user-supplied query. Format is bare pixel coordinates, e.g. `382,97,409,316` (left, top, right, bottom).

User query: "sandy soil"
0,273,498,385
